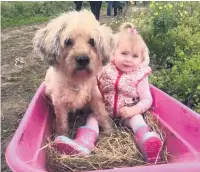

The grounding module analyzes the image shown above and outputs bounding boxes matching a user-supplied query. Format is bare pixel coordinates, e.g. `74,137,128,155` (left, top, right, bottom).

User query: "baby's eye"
121,52,128,55
133,55,138,58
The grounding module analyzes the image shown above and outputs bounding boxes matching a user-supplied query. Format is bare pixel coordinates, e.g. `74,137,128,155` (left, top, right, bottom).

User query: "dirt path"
1,23,49,171
1,6,137,171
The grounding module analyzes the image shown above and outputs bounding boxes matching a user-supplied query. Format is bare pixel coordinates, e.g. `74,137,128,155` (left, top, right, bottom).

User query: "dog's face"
58,23,103,78
33,10,113,79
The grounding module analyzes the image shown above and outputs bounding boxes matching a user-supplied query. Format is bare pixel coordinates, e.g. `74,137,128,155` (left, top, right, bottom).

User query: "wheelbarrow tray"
5,82,200,172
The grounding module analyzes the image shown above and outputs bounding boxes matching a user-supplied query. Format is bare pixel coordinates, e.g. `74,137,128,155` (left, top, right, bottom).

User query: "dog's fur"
33,10,113,136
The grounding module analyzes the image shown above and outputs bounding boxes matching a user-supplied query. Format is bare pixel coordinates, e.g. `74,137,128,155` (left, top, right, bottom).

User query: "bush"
148,2,200,113
147,2,200,69
150,52,200,113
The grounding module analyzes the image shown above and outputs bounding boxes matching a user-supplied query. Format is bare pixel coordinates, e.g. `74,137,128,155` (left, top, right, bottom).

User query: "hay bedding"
46,111,168,172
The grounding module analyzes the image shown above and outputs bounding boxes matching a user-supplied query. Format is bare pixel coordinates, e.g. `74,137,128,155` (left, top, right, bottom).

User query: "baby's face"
113,40,143,72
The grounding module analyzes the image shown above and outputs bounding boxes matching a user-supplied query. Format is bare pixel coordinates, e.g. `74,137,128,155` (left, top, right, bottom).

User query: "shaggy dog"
33,10,113,136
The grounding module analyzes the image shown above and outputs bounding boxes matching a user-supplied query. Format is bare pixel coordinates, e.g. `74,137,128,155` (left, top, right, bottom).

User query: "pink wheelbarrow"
5,82,200,172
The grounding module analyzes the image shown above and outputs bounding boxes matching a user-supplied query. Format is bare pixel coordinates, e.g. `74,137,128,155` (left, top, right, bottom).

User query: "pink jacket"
98,63,153,117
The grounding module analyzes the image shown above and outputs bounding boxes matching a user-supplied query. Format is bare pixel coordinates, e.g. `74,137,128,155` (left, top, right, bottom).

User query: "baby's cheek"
134,59,142,66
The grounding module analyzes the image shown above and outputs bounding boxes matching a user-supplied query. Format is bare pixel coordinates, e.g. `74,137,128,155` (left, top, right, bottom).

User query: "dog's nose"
76,56,90,66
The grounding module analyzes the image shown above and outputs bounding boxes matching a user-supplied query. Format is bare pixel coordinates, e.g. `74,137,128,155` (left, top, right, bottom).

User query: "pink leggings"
85,113,149,135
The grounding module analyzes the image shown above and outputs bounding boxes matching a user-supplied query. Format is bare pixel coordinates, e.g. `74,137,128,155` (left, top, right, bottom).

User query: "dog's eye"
88,38,95,47
64,38,73,46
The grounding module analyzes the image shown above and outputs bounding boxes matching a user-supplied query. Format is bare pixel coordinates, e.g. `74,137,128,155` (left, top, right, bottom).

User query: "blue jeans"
107,1,113,16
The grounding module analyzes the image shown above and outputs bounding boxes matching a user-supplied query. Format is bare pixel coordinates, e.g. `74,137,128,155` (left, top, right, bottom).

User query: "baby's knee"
130,114,144,121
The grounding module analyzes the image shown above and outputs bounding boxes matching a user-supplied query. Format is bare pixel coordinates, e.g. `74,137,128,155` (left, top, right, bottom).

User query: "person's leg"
74,1,83,11
55,114,99,155
124,114,162,163
113,1,120,18
107,1,112,17
85,114,100,134
114,7,117,16
95,1,102,20
124,114,147,131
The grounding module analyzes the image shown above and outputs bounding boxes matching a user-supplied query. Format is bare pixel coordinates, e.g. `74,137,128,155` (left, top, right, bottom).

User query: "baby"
55,23,162,163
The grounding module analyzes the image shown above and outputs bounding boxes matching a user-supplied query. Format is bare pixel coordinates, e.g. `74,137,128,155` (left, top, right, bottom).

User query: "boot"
135,126,162,163
54,126,98,155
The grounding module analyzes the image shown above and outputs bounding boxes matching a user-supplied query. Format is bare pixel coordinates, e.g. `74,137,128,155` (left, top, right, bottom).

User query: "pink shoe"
135,126,162,163
141,132,162,163
54,126,98,155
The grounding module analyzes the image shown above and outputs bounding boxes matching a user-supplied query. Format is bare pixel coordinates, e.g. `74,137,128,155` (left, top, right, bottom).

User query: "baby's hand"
119,106,134,119
120,105,142,119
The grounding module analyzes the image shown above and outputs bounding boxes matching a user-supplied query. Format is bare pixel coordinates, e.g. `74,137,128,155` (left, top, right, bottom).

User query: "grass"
1,1,74,28
1,1,107,29
2,16,51,28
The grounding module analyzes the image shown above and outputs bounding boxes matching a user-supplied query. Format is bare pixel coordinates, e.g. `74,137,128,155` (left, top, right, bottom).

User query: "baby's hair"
119,22,135,32
111,22,150,67
112,22,138,53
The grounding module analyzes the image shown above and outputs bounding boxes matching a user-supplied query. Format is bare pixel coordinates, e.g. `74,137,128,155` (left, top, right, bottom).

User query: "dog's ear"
95,25,113,66
33,23,65,66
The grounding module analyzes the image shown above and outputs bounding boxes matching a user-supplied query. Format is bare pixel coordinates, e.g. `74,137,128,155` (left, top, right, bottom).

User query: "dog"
33,10,113,136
